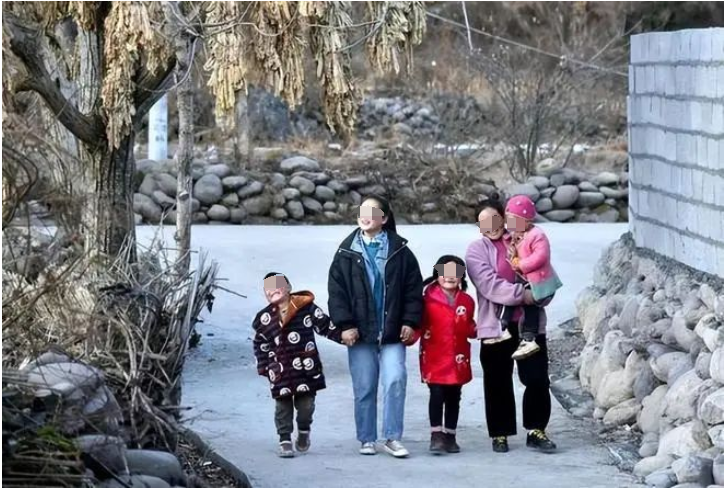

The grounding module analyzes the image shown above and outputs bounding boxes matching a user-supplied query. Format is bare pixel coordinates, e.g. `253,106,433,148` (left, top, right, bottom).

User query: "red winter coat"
411,284,477,385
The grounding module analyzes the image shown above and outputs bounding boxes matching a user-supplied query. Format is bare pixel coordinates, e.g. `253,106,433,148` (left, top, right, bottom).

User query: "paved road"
140,223,636,487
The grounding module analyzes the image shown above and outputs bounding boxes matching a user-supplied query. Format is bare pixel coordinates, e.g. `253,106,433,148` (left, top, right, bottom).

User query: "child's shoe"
443,433,460,453
295,430,310,453
482,329,512,345
429,431,446,455
278,441,294,458
512,339,539,360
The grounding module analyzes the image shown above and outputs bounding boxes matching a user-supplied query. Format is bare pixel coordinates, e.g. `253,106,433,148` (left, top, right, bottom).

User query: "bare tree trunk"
82,135,137,265
233,91,251,171
175,49,194,276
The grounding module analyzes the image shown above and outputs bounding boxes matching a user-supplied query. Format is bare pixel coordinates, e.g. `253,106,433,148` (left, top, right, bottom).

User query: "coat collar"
266,291,314,327
339,228,407,258
424,283,463,307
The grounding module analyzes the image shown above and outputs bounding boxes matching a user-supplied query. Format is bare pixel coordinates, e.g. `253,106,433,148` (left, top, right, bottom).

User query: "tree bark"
175,51,194,277
233,91,251,171
82,135,137,265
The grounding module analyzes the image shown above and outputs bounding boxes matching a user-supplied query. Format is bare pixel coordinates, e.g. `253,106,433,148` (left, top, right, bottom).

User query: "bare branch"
5,12,104,145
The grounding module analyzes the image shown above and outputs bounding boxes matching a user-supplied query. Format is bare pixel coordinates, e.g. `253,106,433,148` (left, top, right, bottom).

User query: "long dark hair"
475,192,505,221
361,194,397,234
422,255,468,292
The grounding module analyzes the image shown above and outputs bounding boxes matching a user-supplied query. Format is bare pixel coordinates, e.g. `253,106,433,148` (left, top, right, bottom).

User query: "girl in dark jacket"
407,255,476,455
327,194,423,458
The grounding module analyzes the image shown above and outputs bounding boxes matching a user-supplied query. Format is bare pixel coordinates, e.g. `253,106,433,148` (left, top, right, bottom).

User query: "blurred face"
358,198,388,234
264,275,291,305
505,213,529,234
435,261,464,291
477,207,505,240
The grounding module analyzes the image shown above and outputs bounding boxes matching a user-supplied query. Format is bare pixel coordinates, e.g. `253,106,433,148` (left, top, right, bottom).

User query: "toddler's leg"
294,393,315,452
275,396,295,442
513,285,542,361
499,304,515,329
294,392,316,432
520,303,541,342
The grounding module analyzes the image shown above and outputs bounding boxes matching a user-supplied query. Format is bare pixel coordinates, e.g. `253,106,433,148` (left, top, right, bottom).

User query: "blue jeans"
347,342,407,443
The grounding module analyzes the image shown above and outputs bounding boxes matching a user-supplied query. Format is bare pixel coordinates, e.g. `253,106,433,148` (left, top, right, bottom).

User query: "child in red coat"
408,255,476,454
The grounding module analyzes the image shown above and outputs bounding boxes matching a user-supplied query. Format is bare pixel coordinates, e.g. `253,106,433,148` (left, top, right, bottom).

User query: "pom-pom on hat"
505,195,536,220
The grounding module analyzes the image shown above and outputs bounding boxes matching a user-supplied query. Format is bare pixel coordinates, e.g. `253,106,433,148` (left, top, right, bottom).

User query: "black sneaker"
492,436,509,453
444,433,460,453
526,430,557,453
429,431,446,455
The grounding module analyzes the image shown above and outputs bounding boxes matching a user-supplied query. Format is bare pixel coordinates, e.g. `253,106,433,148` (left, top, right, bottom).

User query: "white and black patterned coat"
253,291,342,399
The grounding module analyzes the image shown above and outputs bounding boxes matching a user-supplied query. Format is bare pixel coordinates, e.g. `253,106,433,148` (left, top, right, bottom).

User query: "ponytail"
475,191,505,221
362,193,397,234
423,255,469,292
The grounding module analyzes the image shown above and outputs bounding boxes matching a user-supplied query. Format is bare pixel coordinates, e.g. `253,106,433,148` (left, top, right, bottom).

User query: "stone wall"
133,152,630,226
628,28,725,277
577,235,723,487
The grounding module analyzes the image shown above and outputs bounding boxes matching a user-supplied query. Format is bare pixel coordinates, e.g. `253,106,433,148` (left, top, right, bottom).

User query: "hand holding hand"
400,325,415,344
341,328,359,347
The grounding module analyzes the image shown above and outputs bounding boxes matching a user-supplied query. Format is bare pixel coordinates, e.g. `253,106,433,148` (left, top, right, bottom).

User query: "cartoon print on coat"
253,291,342,399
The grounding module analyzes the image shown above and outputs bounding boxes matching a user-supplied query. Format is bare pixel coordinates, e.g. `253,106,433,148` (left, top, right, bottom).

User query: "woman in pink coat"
499,195,562,360
465,194,557,454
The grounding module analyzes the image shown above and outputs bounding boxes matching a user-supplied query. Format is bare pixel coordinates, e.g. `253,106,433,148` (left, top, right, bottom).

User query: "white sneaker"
482,329,512,345
359,442,377,455
383,439,410,458
512,339,540,360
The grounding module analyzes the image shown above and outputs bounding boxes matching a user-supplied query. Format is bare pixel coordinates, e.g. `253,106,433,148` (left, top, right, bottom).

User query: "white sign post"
148,95,168,160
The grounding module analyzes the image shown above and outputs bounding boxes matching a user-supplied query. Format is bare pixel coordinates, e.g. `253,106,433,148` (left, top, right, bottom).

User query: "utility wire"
425,11,628,78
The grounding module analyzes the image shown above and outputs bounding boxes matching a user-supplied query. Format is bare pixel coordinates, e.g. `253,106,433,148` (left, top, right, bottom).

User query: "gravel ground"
548,318,585,382
176,433,241,488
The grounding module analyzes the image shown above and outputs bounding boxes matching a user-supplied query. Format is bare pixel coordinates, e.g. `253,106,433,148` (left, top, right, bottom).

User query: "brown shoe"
295,430,310,453
444,433,460,453
429,431,446,455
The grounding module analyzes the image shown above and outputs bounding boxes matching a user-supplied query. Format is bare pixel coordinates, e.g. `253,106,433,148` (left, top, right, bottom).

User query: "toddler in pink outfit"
500,195,562,360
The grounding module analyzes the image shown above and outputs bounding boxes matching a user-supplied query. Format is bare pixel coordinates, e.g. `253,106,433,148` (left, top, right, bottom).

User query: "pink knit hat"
505,195,536,220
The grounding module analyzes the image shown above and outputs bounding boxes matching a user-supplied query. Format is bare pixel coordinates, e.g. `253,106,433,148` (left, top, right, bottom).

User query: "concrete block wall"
628,28,725,277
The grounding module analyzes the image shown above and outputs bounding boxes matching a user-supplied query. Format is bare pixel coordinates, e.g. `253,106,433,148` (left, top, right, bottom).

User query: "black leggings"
428,384,462,432
480,323,551,437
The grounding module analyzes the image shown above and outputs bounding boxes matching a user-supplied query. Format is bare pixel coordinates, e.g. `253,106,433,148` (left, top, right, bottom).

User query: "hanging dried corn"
251,1,306,108
101,2,170,148
204,1,249,132
366,1,426,75
302,1,359,138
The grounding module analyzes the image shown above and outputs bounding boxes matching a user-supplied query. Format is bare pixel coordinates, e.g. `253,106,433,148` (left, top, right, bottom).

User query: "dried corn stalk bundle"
101,2,170,148
251,1,306,108
37,1,70,28
69,1,98,30
303,1,360,138
204,1,249,131
366,1,425,75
